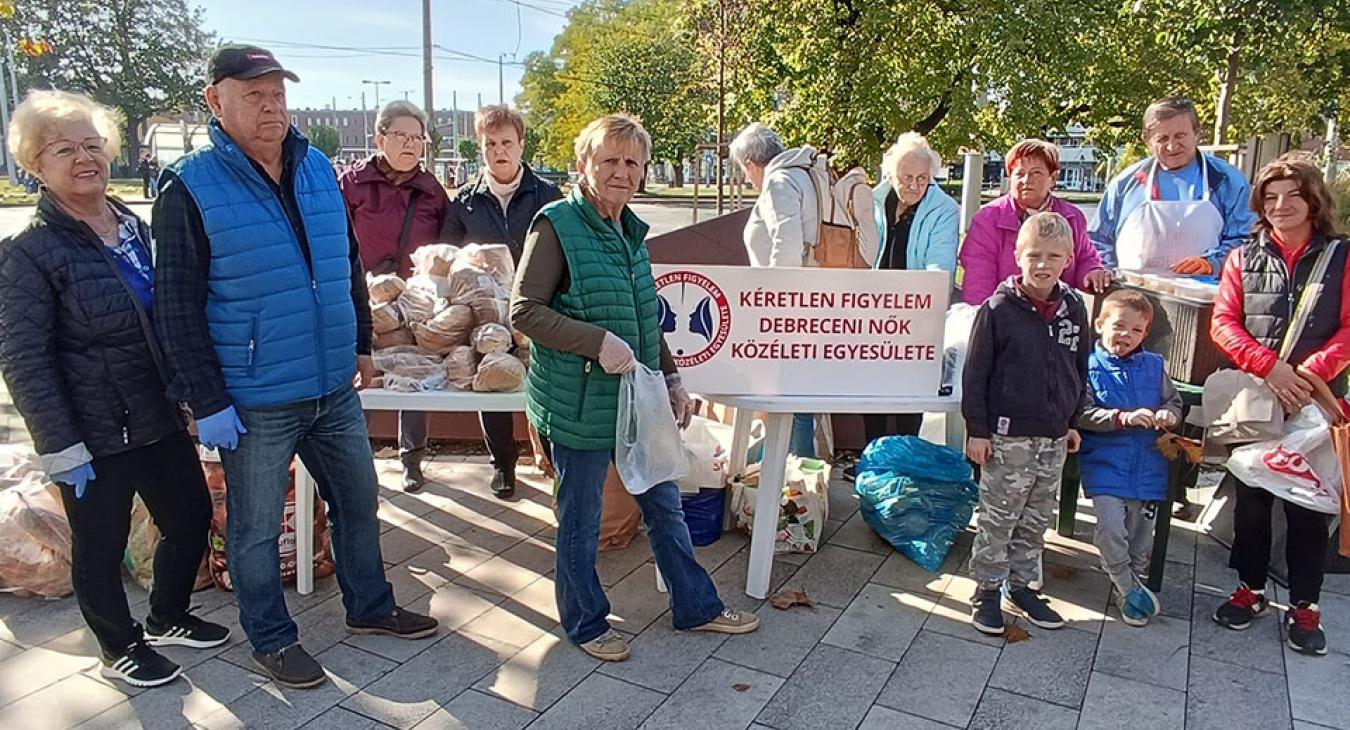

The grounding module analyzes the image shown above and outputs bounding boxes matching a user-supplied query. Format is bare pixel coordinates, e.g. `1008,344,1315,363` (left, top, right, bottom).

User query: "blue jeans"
550,441,724,644
220,385,395,654
791,414,816,458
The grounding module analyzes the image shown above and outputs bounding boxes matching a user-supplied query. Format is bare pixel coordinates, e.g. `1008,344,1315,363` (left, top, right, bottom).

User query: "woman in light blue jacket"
846,132,960,480
871,132,960,281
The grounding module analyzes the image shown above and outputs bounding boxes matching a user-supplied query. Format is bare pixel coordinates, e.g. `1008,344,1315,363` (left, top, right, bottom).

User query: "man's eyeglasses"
386,130,427,148
39,137,108,161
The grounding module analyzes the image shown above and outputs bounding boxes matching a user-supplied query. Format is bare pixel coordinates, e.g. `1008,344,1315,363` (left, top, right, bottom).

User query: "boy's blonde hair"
1014,211,1073,256
1097,289,1154,326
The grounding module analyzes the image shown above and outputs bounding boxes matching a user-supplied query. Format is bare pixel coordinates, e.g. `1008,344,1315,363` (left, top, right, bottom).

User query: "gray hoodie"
743,146,824,268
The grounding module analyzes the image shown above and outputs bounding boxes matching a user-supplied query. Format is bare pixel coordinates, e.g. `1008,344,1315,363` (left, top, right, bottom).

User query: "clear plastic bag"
457,243,516,293
444,345,480,390
410,243,459,277
1228,404,1343,515
0,479,72,597
472,323,512,355
472,353,526,392
448,260,506,305
372,346,442,374
371,302,402,334
366,274,406,305
615,364,688,495
395,285,439,325
854,436,980,571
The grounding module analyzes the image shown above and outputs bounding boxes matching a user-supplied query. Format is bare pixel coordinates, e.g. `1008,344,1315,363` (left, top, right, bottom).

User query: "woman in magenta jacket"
959,139,1110,304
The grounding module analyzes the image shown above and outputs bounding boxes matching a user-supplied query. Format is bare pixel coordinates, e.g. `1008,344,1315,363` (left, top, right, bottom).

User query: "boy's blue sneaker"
1121,585,1160,627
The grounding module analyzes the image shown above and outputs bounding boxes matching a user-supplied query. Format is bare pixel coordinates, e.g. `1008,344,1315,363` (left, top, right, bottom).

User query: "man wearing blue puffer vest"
152,45,437,690
1076,290,1183,627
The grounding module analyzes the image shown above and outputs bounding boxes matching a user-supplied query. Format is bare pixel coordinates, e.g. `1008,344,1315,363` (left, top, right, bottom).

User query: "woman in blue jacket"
851,132,959,467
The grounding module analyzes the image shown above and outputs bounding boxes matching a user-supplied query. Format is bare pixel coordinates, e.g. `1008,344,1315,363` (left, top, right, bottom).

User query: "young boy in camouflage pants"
962,212,1090,636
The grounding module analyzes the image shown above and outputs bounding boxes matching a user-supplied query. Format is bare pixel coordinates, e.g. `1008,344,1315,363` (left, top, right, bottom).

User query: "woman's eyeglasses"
386,130,427,148
39,137,108,161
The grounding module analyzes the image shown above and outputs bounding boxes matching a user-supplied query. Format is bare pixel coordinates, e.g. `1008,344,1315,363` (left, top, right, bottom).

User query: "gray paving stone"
1095,610,1190,691
501,576,560,626
0,642,97,706
0,637,20,663
339,632,513,729
1187,656,1292,730
921,573,1008,649
1284,591,1350,729
0,594,87,647
820,582,927,662
200,643,396,729
693,532,749,575
641,657,782,730
604,562,677,636
454,552,553,598
856,705,957,729
967,687,1079,730
380,523,445,566
869,545,967,602
1164,523,1198,565
1155,560,1195,620
596,539,654,587
412,689,538,729
988,622,1098,708
709,549,799,614
710,602,841,678
1322,572,1350,597
824,511,891,555
783,545,886,609
526,673,666,730
1192,537,1236,597
1036,560,1112,633
1189,591,1284,671
83,657,267,729
472,629,600,711
304,706,388,728
1,672,129,729
825,476,860,523
460,603,553,651
1077,671,1186,730
597,615,728,693
755,644,893,730
875,630,1000,727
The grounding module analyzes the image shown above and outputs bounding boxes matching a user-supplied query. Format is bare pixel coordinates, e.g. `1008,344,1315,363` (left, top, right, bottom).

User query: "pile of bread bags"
367,243,528,393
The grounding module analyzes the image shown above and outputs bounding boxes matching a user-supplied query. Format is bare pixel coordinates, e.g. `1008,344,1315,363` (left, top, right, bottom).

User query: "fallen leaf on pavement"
732,683,750,692
1004,623,1031,643
769,588,815,610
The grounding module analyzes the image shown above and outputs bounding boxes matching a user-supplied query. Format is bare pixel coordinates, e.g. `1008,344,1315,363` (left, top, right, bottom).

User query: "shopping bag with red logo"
203,448,335,591
1227,404,1343,515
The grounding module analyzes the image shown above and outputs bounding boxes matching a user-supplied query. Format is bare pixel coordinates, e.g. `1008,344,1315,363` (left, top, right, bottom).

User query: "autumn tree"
309,125,340,158
5,0,214,164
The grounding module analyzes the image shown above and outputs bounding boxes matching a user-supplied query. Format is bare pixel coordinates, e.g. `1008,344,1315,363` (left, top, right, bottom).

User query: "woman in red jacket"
1208,157,1349,656
339,101,450,491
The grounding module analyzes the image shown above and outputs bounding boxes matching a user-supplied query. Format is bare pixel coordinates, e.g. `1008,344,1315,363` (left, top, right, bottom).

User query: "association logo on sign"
654,270,732,367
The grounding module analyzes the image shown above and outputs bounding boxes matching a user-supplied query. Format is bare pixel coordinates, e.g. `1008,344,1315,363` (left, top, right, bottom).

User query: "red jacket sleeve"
1299,248,1350,382
1210,247,1279,377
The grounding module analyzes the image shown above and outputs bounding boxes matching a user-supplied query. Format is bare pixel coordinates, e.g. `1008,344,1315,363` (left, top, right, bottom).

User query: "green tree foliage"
457,137,480,163
309,125,340,158
5,0,215,164
516,0,708,177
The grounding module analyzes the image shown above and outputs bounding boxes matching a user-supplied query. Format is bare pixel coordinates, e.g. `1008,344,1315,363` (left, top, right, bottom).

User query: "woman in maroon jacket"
339,101,450,491
1208,157,1349,656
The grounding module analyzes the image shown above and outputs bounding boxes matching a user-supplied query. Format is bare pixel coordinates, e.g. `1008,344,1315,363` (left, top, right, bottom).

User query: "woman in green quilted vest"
510,114,759,662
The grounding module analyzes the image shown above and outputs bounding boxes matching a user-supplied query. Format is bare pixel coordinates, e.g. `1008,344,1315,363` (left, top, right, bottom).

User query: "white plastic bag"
677,415,732,494
615,364,688,495
1227,404,1343,514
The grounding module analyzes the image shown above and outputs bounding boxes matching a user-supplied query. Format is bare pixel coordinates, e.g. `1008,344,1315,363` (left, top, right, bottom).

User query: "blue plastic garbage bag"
854,436,980,571
680,488,725,546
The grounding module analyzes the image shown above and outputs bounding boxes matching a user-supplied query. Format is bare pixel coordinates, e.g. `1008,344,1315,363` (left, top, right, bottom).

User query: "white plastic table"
700,393,962,599
294,389,526,594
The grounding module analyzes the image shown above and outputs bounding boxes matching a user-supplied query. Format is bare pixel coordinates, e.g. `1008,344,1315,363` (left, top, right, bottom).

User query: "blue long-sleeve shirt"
1088,153,1256,273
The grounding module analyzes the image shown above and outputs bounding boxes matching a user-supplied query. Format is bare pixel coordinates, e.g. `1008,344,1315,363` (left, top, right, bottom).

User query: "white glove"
598,332,636,375
667,373,695,428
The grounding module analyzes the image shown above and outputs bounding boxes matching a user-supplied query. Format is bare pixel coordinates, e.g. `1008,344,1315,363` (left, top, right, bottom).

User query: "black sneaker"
1286,602,1328,656
401,450,426,493
145,611,231,649
1004,584,1065,629
101,640,182,688
490,469,515,499
346,606,439,639
252,643,326,689
972,587,1005,635
1213,584,1269,630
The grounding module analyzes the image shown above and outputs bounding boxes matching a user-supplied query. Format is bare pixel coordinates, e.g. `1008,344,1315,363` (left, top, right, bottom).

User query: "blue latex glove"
198,405,247,451
52,463,96,500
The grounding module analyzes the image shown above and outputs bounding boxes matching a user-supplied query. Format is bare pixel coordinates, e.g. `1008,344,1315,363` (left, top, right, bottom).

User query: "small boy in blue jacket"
1077,290,1183,626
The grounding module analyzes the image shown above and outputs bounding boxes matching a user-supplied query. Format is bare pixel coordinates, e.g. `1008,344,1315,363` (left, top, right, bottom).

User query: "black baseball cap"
208,44,300,84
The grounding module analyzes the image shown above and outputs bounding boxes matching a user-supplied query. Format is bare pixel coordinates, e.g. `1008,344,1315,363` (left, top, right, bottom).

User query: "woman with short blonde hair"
0,89,228,688
509,114,758,662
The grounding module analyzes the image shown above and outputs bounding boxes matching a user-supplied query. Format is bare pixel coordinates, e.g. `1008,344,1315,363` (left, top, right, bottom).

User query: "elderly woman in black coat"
0,90,229,688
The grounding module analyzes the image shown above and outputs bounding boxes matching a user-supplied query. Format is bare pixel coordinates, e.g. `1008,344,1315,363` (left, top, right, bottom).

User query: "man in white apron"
1089,97,1256,276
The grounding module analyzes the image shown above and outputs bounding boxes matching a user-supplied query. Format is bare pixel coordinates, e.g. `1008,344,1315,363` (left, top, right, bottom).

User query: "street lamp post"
360,91,369,155
361,79,390,128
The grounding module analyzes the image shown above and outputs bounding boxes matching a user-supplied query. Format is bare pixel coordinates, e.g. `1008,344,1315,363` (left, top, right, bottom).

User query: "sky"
194,0,579,113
